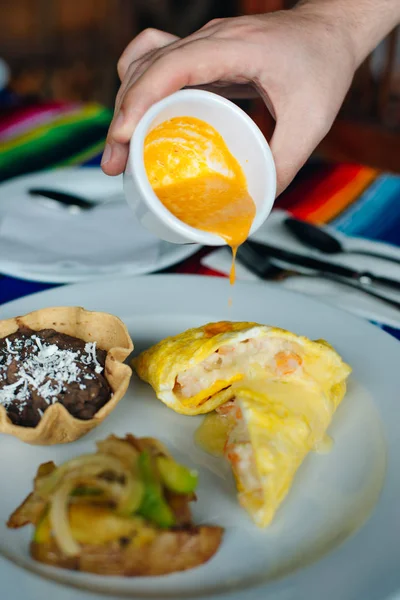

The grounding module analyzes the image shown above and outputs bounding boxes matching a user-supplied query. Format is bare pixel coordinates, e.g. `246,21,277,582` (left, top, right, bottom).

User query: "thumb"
118,29,180,81
270,107,329,195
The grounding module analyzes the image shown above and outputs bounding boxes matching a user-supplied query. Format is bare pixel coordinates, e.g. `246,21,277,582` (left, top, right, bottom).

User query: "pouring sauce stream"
144,116,256,284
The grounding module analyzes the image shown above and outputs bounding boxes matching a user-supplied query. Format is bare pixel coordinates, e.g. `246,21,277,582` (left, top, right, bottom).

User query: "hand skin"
102,0,400,195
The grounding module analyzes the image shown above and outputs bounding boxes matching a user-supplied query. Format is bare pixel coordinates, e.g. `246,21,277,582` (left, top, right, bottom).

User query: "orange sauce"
144,116,256,283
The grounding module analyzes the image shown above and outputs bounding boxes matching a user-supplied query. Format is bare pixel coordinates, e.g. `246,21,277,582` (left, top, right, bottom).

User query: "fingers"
114,29,180,115
103,18,247,175
111,39,252,147
103,38,253,175
117,29,179,81
193,82,259,99
270,120,310,195
113,31,213,116
270,104,329,195
103,29,181,175
100,141,129,176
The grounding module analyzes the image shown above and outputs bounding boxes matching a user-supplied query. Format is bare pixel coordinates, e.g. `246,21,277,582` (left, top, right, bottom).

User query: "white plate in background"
0,168,199,283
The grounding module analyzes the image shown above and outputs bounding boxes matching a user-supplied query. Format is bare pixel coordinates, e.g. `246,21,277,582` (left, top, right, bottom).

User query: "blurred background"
0,0,399,172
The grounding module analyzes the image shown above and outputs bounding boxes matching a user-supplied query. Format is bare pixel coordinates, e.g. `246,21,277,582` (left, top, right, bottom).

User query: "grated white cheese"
6,338,18,355
0,332,105,415
84,342,104,374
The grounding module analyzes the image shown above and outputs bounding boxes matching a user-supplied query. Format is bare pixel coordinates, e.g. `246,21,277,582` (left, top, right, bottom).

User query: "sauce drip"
144,117,256,284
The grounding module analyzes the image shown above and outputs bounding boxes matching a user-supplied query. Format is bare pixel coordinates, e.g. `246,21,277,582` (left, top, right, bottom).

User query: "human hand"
102,6,357,194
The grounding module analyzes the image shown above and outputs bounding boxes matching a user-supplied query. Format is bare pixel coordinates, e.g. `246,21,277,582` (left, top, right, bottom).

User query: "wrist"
295,0,400,68
293,1,358,70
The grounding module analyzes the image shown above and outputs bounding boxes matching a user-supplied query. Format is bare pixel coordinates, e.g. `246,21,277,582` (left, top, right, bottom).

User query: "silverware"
29,188,125,213
237,242,400,311
246,240,400,293
284,217,400,266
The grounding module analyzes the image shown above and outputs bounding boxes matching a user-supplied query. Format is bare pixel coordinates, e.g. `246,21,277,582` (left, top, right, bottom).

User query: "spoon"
284,217,400,266
29,188,125,213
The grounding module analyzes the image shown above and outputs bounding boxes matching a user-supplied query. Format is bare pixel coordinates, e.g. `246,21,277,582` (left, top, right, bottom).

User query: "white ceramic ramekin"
124,89,276,245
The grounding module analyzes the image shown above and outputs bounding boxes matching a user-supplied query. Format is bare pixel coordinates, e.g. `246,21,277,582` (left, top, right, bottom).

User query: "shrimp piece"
225,445,240,466
274,351,302,376
217,345,235,356
216,399,236,416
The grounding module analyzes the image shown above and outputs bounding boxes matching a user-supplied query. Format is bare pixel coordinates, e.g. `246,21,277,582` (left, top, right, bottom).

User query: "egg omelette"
133,321,351,527
134,321,351,526
133,320,351,414
201,375,348,527
144,117,256,283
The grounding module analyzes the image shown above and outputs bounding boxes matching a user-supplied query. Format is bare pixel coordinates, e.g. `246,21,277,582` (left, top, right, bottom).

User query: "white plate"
0,275,399,600
0,169,199,283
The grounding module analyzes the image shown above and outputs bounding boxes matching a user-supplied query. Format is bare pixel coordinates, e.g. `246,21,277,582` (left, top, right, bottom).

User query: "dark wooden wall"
0,0,237,105
1,0,398,171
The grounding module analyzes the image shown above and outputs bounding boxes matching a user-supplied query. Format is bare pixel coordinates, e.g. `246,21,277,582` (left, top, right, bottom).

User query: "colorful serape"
0,101,111,182
277,161,400,246
0,99,399,342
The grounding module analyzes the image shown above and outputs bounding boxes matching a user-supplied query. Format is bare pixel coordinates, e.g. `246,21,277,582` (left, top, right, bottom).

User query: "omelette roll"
133,321,351,416
216,375,350,527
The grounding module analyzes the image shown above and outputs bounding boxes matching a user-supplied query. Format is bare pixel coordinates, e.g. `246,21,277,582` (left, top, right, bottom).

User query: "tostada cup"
0,306,133,445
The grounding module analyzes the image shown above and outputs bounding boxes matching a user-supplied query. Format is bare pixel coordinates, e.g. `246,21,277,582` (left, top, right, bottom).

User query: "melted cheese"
144,117,256,283
195,412,231,457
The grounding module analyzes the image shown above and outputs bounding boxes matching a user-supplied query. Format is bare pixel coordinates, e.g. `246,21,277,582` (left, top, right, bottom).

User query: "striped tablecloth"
1,98,400,340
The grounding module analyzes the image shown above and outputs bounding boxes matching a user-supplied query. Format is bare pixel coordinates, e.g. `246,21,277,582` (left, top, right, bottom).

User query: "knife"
237,242,400,311
245,241,400,293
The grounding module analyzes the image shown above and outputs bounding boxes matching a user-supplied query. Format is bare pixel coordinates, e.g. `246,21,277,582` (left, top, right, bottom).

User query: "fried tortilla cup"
0,307,133,445
133,321,351,416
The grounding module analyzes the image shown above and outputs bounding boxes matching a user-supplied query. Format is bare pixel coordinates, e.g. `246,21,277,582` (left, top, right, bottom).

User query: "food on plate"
135,319,350,527
144,117,256,283
133,320,351,416
197,375,350,527
0,307,133,445
7,434,223,576
0,328,111,427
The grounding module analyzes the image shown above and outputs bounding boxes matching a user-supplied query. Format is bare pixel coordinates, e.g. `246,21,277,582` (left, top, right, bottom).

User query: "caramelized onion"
49,479,80,557
49,473,124,557
46,455,142,556
36,454,130,498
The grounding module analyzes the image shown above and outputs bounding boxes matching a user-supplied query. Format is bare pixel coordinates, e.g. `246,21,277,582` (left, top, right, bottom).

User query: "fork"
237,243,400,311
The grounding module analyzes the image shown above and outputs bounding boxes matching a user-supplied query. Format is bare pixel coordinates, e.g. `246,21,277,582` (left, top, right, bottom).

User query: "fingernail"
101,143,112,166
112,111,125,132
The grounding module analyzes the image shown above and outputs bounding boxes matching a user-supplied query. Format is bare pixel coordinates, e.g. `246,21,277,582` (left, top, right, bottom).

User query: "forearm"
296,0,400,67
